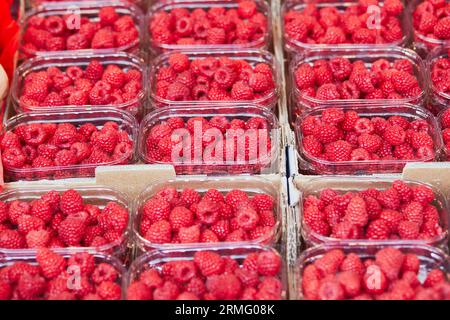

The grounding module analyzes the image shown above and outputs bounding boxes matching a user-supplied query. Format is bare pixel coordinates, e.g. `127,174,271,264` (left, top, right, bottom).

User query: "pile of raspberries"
0,121,133,177
148,1,268,46
127,249,282,300
299,108,436,163
144,115,272,169
294,57,422,102
284,0,405,46
301,247,450,300
22,7,139,53
0,189,129,250
139,187,277,246
430,50,450,95
441,109,450,156
19,60,142,109
302,180,445,241
0,249,122,300
154,53,276,103
413,0,450,41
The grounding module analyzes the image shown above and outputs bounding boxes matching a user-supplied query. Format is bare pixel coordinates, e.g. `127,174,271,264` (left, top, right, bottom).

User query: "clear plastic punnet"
133,176,281,253
149,49,280,110
438,108,450,160
0,185,131,258
138,105,280,175
19,1,144,58
298,177,449,248
427,46,450,115
294,243,450,300
1,108,138,181
409,0,450,58
290,47,427,119
295,104,442,174
282,0,412,53
125,244,287,300
11,52,146,116
146,0,272,53
0,251,126,300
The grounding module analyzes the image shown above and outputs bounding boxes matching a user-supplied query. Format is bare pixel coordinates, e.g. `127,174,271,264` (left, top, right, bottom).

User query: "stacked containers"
427,45,450,115
11,52,147,116
282,0,450,299
409,0,450,58
19,1,145,58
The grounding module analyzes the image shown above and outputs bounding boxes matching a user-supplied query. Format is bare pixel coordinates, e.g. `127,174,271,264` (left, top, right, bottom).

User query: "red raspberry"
127,282,152,300
314,249,345,276
324,140,352,161
25,229,51,248
315,83,340,100
231,81,254,100
411,185,435,206
168,53,190,73
144,220,172,244
375,247,405,281
366,219,390,239
398,220,420,239
343,196,368,227
424,269,445,287
60,189,84,216
58,213,87,246
194,251,224,277
17,214,45,235
169,207,194,231
434,17,450,39
97,281,121,300
0,230,25,249
256,250,281,276
91,28,115,49
36,248,67,279
99,7,118,26
341,253,364,276
8,200,31,225
206,274,241,299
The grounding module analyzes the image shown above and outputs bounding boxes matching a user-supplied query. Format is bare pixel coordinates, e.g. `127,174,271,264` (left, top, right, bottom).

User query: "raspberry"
206,274,241,299
315,249,345,276
169,207,194,231
342,196,368,227
144,220,172,244
60,189,84,216
168,53,190,73
366,219,390,239
58,214,87,246
256,251,281,276
194,251,224,277
341,253,364,276
127,282,152,300
36,248,67,279
0,230,25,249
398,220,420,239
17,214,45,235
324,140,352,161
424,269,445,287
434,17,450,39
96,281,121,300
375,247,404,281
142,198,170,223
231,81,254,100
411,185,435,206
316,83,340,100
26,229,51,248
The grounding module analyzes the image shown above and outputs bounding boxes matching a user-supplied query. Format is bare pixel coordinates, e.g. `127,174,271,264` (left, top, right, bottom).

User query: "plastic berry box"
0,185,131,258
0,250,126,300
19,1,144,58
426,46,450,115
125,244,287,300
11,52,146,116
439,108,450,160
290,47,427,117
146,0,272,53
295,104,442,174
298,177,449,248
282,0,411,54
0,108,138,181
138,105,280,175
294,243,450,300
149,49,280,110
409,0,450,58
133,176,281,253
